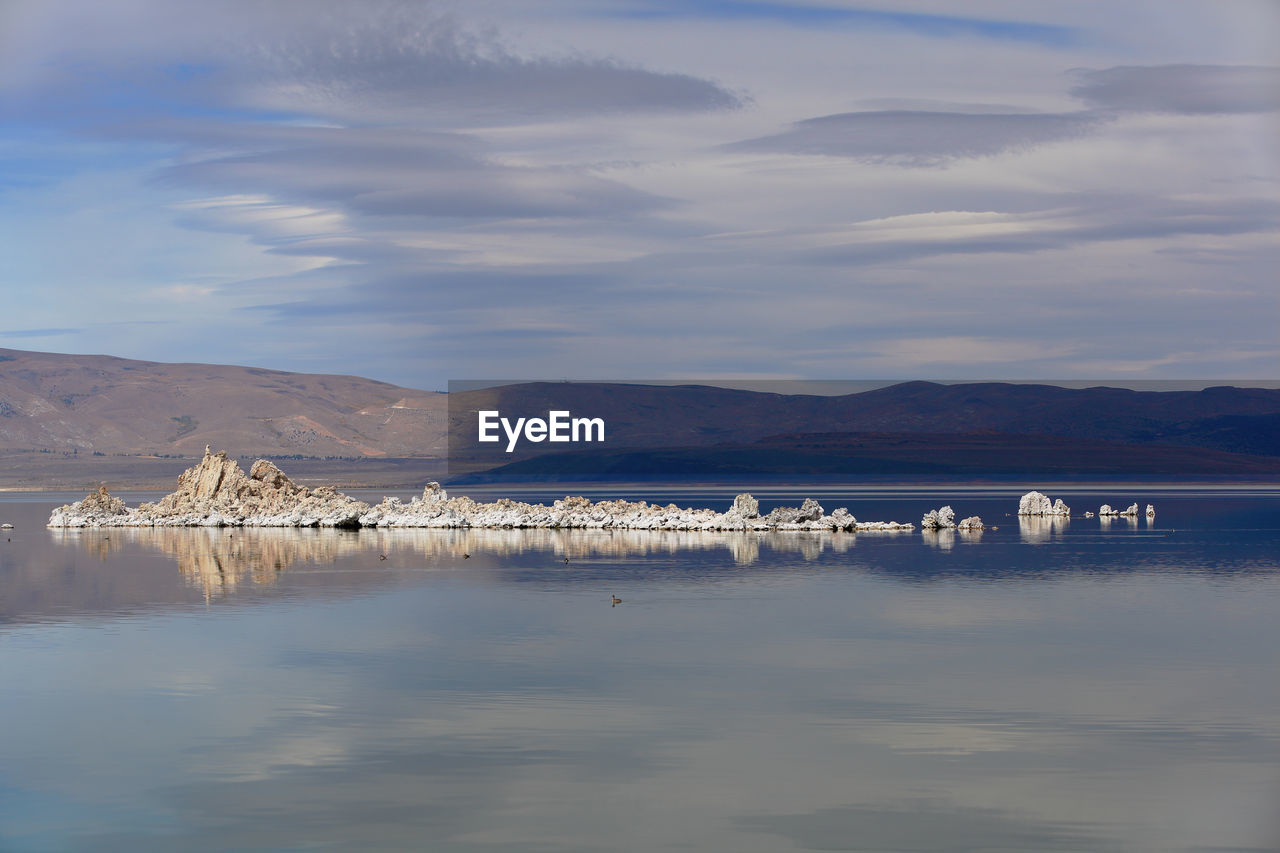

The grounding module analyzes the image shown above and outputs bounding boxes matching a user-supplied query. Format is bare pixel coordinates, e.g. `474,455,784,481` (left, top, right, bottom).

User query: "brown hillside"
0,348,446,458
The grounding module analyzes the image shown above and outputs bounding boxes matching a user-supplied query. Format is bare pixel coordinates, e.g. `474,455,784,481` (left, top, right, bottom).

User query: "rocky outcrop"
49,447,369,528
1018,491,1069,516
47,449,914,532
1098,504,1118,516
47,484,130,527
1146,504,1155,518
920,508,981,531
1119,503,1140,517
357,489,899,532
920,505,956,530
726,493,759,519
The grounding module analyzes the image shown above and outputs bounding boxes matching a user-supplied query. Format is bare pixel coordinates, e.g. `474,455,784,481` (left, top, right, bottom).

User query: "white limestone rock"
726,493,760,519
1119,503,1140,517
1018,492,1069,516
956,516,983,530
1098,504,1118,516
48,454,917,532
854,520,914,531
1018,491,1050,515
1146,504,1156,518
921,505,956,529
48,447,370,528
47,485,130,528
827,507,856,532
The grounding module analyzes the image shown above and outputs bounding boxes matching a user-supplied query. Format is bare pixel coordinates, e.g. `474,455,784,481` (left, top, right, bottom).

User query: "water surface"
1,488,1278,851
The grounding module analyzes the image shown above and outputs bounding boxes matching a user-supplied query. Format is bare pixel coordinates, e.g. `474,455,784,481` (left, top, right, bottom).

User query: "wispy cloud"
601,1,1083,47
1070,64,1280,114
2,1,1277,383
727,110,1109,166
0,327,81,338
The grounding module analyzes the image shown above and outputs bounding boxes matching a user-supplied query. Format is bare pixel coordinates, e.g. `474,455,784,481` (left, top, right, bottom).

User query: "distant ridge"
0,348,446,459
3,349,1278,486
451,380,1280,459
462,430,1280,482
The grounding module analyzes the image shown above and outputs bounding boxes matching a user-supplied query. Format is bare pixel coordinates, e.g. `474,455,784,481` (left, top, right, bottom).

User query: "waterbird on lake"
379,554,387,561
463,553,471,559
611,595,622,606
564,557,570,564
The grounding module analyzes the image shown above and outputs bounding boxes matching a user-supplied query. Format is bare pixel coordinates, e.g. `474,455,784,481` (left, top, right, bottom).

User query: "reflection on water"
4,493,1280,852
52,523,900,592
922,527,984,550
1018,514,1070,543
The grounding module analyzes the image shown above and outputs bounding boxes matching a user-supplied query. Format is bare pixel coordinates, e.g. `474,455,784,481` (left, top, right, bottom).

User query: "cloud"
797,196,1280,264
739,801,1105,852
244,269,617,320
233,15,746,124
1070,65,1280,114
157,125,673,229
0,327,81,338
4,2,742,127
725,64,1280,169
727,109,1110,166
3,3,1278,384
601,2,1082,48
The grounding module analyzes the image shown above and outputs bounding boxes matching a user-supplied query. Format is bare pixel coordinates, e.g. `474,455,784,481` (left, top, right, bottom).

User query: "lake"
2,486,1279,852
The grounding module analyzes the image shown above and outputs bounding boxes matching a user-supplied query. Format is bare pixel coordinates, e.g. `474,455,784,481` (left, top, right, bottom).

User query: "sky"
1,0,1278,390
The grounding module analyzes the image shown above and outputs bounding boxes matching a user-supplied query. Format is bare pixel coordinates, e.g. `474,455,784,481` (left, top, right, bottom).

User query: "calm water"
1,487,1278,852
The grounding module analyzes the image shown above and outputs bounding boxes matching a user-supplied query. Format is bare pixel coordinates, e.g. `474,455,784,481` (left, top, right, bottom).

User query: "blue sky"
1,0,1278,389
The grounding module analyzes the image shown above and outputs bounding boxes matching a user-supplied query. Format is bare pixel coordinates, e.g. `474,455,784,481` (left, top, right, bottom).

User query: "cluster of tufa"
48,447,368,528
48,448,914,532
1097,502,1155,517
921,505,983,531
45,453,1151,535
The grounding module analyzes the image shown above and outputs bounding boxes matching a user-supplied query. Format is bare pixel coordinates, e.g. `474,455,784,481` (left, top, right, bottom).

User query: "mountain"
4,349,1278,487
450,380,1280,462
0,348,446,458
465,430,1280,482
